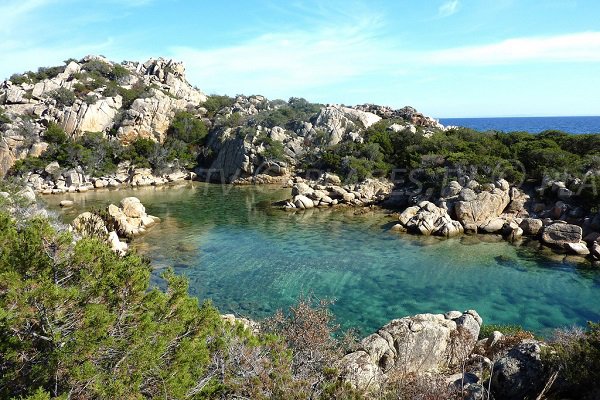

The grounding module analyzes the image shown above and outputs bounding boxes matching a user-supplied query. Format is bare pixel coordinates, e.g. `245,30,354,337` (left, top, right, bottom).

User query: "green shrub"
202,95,235,118
50,87,76,107
9,73,31,85
0,108,10,125
43,123,68,144
0,213,227,399
545,322,600,398
168,111,208,144
478,323,529,340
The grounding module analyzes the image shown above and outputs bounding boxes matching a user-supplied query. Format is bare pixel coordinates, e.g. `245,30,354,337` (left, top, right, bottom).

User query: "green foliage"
202,95,235,118
168,111,208,144
0,213,227,399
43,123,68,145
10,125,119,177
257,136,286,162
478,323,528,340
545,322,600,398
49,87,76,107
253,97,322,129
0,107,10,125
9,73,31,85
120,138,156,169
118,81,150,108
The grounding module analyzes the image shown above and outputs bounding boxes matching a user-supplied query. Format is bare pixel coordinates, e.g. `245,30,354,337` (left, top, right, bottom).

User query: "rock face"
311,105,380,146
117,88,198,144
338,310,482,390
454,181,511,231
0,55,207,176
398,201,463,237
490,341,549,400
60,96,122,136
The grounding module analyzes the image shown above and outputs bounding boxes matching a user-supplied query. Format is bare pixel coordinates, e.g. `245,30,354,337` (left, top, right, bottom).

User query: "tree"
0,213,227,399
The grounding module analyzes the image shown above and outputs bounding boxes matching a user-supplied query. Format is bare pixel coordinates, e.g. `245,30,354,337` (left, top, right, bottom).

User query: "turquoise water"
44,183,600,336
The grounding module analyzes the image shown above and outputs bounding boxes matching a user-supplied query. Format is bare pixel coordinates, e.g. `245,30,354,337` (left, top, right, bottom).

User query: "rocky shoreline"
274,174,600,264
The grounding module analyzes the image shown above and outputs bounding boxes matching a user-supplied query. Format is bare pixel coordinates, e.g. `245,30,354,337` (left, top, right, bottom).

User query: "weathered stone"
491,341,549,400
339,311,482,390
565,241,590,256
541,223,583,247
120,197,145,218
294,195,314,209
72,212,107,236
441,180,462,198
59,200,74,207
519,218,543,236
455,189,510,229
480,217,506,233
108,231,128,255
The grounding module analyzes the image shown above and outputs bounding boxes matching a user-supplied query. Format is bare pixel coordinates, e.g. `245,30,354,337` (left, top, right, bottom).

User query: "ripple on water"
43,182,600,336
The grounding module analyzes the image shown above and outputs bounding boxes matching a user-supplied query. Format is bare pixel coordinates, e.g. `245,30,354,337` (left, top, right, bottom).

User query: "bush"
43,123,68,144
545,323,600,398
202,95,235,118
0,108,10,125
168,111,208,145
0,213,228,399
478,323,529,340
50,87,76,107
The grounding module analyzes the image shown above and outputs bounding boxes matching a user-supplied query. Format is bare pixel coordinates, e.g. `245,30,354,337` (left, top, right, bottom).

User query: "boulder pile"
281,174,393,209
71,196,159,254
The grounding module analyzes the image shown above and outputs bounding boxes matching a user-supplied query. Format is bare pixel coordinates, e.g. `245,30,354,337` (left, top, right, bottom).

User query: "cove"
44,182,600,337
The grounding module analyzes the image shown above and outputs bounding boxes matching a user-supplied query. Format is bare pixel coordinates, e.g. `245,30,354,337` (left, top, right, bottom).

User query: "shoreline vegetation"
1,56,600,398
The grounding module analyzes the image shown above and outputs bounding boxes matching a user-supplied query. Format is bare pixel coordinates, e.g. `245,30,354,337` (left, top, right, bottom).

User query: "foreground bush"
0,213,227,398
0,212,365,399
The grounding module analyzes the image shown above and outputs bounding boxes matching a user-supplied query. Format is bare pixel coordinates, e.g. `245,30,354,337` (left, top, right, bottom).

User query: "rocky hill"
0,55,443,186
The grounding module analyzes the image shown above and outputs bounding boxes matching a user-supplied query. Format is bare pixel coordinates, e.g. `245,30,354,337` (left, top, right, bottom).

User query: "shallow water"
44,182,600,337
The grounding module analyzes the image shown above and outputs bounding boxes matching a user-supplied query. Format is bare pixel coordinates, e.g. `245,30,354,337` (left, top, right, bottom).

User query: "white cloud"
170,25,600,101
169,14,393,98
424,32,600,65
438,0,460,18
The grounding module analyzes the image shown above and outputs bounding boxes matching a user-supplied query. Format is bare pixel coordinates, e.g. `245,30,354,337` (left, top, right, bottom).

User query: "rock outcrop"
396,201,463,237
338,310,482,390
281,175,393,209
71,197,159,254
454,180,511,232
0,55,207,176
490,341,549,400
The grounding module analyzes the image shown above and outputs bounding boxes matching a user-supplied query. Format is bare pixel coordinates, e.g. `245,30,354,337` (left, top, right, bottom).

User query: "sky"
0,0,599,118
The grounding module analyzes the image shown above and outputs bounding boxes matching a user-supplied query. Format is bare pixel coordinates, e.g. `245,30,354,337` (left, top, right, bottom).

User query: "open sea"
439,116,600,134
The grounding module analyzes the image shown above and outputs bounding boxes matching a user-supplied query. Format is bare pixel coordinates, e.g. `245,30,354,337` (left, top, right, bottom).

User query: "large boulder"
519,218,543,236
455,186,511,230
490,341,549,400
541,223,582,247
120,197,146,218
60,96,122,136
398,201,464,237
338,310,482,390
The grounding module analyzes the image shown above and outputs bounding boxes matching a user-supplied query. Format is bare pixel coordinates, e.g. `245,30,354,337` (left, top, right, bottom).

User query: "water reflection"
44,182,600,336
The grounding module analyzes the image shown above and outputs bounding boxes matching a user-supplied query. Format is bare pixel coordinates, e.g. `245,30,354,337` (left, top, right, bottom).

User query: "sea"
44,184,600,336
438,116,600,134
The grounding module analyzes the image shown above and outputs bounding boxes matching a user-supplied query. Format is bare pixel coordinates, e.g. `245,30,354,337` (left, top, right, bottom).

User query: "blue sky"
1,0,599,117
